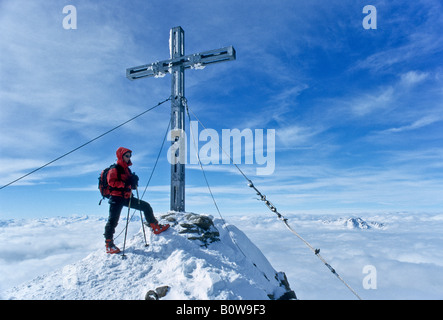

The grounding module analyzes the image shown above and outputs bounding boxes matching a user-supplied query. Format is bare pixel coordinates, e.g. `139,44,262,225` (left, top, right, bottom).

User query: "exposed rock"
161,212,220,247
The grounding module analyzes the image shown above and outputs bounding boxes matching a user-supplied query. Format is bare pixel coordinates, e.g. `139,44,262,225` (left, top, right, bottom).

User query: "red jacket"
107,147,133,199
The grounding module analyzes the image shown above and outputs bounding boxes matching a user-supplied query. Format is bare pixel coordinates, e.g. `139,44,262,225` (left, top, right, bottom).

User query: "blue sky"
1,0,442,218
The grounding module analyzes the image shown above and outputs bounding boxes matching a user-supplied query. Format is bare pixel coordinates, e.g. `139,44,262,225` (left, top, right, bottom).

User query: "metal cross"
126,26,236,212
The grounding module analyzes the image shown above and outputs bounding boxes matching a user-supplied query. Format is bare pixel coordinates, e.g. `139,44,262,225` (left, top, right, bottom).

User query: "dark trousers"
104,195,157,240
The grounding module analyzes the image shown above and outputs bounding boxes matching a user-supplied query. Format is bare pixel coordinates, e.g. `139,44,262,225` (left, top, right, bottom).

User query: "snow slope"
4,212,295,300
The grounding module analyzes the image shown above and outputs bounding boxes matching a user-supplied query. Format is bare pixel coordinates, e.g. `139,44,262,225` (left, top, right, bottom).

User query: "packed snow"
1,212,294,300
1,211,443,299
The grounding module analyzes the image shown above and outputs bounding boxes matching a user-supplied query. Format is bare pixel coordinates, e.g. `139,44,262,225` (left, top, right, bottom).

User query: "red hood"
116,147,132,167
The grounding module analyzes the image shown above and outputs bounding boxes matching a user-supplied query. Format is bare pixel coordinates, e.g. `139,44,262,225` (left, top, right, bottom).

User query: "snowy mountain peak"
5,212,296,300
323,217,385,230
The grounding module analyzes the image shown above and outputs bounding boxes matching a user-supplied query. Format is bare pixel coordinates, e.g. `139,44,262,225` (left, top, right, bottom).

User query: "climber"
104,147,169,254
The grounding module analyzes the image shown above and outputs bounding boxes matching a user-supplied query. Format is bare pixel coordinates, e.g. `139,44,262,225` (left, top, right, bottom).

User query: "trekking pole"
136,187,149,247
121,195,132,260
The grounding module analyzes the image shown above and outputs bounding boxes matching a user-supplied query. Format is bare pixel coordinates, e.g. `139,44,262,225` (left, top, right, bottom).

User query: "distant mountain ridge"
323,217,385,229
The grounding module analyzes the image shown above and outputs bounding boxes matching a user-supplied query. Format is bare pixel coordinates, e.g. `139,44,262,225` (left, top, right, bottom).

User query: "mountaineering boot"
150,222,170,235
105,239,121,254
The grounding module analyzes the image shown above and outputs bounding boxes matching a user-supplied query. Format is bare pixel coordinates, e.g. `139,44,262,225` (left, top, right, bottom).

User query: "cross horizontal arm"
126,46,236,80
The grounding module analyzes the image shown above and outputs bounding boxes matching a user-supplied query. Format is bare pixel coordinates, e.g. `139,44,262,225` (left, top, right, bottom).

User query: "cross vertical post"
126,26,236,213
169,26,186,212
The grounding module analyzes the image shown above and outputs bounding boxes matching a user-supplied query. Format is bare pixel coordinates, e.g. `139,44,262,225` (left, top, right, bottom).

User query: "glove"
130,174,139,188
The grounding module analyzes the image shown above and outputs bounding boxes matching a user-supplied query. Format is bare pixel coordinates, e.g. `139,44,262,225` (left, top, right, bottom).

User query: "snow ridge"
5,212,296,300
322,217,385,229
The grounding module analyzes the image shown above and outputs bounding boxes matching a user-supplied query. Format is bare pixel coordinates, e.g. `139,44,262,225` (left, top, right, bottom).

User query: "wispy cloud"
352,1,443,74
347,86,395,117
275,125,325,148
378,115,441,134
246,160,443,212
400,71,430,86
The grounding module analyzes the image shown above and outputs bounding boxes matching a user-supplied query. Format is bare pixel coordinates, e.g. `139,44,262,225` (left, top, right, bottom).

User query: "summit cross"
126,26,236,212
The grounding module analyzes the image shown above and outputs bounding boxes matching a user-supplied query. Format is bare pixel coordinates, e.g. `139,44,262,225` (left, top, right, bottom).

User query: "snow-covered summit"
5,212,296,300
322,217,385,230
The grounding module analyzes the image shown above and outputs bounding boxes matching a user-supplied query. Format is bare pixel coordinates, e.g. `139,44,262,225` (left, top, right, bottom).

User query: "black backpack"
98,164,123,204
